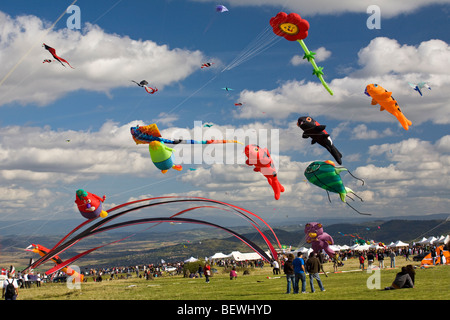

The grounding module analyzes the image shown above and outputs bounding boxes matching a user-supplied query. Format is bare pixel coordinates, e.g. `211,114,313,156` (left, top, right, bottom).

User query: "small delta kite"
43,43,74,68
132,80,158,94
408,81,431,96
201,62,214,68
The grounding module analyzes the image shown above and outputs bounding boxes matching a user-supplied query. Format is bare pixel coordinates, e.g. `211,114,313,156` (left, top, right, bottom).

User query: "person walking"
292,252,307,293
305,252,325,293
405,248,411,261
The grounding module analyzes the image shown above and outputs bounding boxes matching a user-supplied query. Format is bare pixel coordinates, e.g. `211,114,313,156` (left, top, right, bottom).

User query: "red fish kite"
244,144,285,200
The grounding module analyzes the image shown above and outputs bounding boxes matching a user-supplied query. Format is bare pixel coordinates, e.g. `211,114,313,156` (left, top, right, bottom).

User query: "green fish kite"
304,160,370,215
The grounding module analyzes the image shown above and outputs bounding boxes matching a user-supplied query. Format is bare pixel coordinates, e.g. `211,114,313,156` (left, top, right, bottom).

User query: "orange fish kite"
365,84,412,130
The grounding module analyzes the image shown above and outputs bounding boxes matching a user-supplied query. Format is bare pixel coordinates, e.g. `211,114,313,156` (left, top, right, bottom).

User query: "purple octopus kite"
304,222,335,258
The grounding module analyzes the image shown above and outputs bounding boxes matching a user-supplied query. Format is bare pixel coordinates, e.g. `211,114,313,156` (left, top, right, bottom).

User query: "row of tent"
184,251,262,263
415,235,449,245
184,235,449,263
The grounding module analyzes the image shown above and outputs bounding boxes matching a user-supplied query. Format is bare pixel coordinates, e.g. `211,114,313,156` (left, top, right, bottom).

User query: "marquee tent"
355,244,371,251
437,235,449,244
184,257,198,263
329,245,341,252
292,247,313,257
228,251,262,261
416,237,427,244
392,240,409,247
419,236,438,245
209,252,230,260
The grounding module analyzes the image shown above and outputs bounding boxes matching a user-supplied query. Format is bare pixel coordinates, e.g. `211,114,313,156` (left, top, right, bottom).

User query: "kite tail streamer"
44,217,273,275
297,39,333,95
346,202,371,216
23,197,280,272
346,169,365,186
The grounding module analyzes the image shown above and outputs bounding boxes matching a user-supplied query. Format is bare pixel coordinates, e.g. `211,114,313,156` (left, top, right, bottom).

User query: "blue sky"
0,0,449,235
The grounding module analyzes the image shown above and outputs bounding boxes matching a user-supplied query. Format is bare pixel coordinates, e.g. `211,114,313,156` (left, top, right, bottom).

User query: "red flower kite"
269,12,333,95
269,12,310,41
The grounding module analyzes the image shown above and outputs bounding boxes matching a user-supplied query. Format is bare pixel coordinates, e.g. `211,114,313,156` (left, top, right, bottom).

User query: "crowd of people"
280,252,326,294
273,241,449,295
0,256,263,299
2,241,447,299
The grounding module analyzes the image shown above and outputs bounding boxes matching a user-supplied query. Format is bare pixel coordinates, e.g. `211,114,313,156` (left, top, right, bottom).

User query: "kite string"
167,25,281,114
222,26,281,72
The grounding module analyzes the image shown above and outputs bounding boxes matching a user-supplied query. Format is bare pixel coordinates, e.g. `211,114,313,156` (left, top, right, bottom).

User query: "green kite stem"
297,39,333,95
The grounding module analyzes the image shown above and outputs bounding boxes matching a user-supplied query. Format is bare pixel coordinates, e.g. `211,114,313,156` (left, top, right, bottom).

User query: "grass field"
15,257,449,301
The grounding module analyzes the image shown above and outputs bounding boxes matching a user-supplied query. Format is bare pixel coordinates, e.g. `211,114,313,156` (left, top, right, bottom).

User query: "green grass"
17,258,450,300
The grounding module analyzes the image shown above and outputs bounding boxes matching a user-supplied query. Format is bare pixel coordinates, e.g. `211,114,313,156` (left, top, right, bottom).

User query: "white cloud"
1,118,449,220
290,47,331,66
351,124,394,140
234,37,450,125
192,0,450,17
0,121,152,183
0,12,205,106
354,38,450,77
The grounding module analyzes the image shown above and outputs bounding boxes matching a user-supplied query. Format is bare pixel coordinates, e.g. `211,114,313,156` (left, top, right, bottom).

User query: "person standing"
378,250,385,269
367,251,375,269
283,254,295,294
359,254,365,270
36,273,41,287
305,252,325,293
292,252,307,293
332,252,340,273
431,247,437,265
317,252,328,277
2,273,19,300
272,259,280,275
204,264,211,283
389,250,396,268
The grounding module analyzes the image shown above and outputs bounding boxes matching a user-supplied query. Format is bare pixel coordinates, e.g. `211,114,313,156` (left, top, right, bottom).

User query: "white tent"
339,245,350,250
355,244,371,251
436,235,449,244
424,236,438,244
209,252,229,260
329,245,341,252
184,257,198,263
393,240,409,247
292,247,313,258
228,251,262,261
369,243,383,250
417,237,428,245
387,242,396,248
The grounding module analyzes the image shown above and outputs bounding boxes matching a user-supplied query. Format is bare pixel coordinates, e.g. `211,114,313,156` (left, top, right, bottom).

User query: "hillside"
0,218,448,270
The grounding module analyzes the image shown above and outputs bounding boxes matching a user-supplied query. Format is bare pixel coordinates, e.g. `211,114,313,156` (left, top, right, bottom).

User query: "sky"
0,0,449,236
